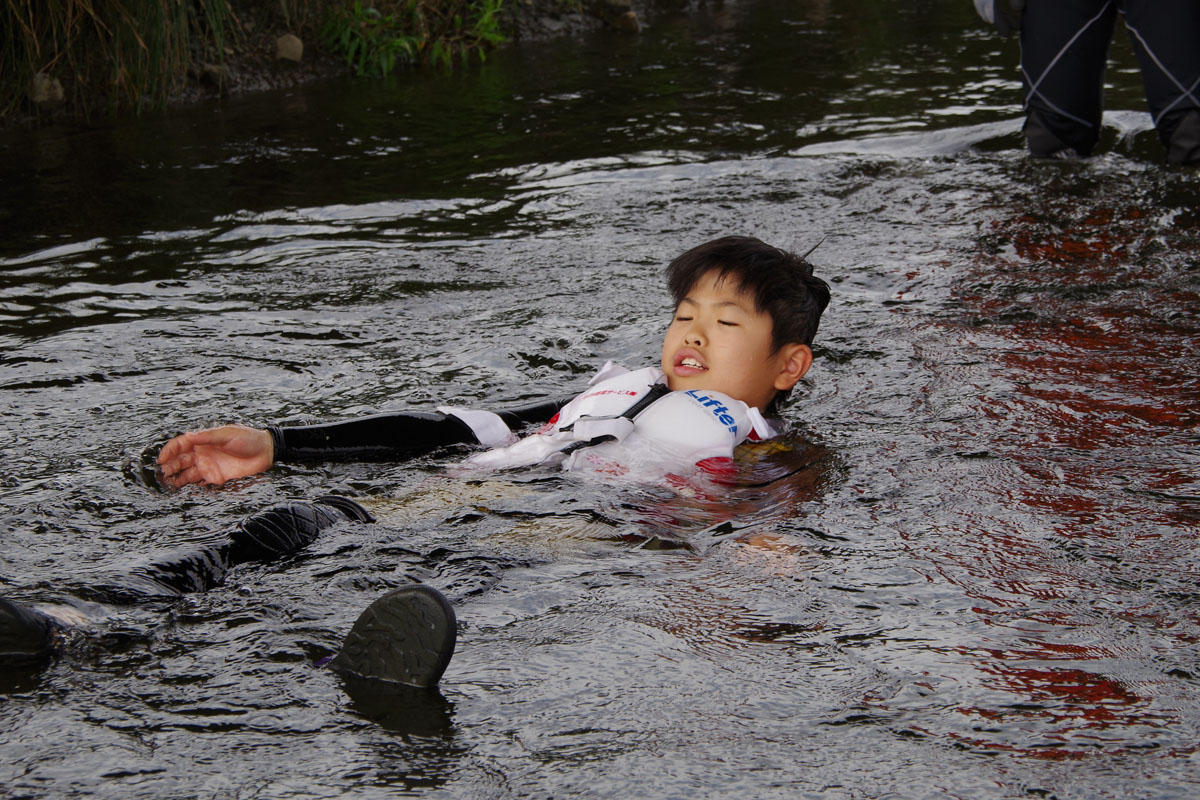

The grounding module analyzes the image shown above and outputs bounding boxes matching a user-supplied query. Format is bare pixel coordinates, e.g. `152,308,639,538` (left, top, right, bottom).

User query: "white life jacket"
441,362,775,479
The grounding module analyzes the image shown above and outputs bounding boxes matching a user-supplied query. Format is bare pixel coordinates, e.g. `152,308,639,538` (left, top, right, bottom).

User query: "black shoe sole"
329,585,456,689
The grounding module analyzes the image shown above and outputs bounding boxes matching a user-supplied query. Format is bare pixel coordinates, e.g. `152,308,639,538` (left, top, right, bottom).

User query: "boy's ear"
773,344,813,392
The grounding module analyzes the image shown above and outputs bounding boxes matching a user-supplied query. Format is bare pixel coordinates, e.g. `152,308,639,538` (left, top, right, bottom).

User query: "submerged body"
157,248,825,492
446,361,776,480
5,237,831,691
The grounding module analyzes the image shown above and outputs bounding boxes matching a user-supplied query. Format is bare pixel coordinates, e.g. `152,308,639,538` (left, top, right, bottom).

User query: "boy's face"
660,270,812,411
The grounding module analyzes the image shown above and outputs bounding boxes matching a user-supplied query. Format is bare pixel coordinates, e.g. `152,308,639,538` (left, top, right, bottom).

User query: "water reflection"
881,154,1200,760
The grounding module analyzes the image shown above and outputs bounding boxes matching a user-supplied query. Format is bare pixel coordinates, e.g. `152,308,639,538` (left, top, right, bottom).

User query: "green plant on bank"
1,0,591,119
320,0,507,77
1,0,231,118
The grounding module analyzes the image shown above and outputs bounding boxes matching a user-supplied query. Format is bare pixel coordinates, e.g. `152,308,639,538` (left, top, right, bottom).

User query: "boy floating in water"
1,236,831,691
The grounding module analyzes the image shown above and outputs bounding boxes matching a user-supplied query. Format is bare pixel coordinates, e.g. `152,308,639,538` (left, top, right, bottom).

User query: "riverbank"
175,0,648,99
5,0,674,127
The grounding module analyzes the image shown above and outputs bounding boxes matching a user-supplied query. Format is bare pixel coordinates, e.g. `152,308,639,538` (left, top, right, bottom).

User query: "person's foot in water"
0,597,64,664
1,495,375,667
229,495,374,564
4,583,460,690
329,584,457,689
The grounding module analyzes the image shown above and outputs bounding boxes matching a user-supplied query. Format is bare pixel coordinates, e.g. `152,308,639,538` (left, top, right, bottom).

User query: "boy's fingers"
159,449,220,487
158,448,193,478
158,431,206,464
166,463,222,488
163,467,189,488
157,436,183,464
171,450,196,475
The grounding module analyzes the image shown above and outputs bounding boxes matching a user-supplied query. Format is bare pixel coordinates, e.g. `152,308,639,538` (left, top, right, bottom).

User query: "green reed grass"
1,0,517,119
1,0,232,118
320,0,507,77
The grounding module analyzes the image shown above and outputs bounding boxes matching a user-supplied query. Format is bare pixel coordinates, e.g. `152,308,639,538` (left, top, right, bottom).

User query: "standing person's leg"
1020,0,1119,157
1121,0,1200,165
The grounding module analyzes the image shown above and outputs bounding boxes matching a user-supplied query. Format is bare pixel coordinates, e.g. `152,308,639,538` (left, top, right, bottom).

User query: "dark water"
2,1,1199,797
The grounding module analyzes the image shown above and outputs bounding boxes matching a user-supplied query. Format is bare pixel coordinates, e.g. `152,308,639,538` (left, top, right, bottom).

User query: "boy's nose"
684,324,705,346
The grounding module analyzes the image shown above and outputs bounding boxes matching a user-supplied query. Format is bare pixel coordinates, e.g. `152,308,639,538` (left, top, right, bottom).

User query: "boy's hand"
157,425,274,488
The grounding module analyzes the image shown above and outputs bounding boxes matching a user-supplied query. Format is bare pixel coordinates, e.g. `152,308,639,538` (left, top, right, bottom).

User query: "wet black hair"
665,235,832,351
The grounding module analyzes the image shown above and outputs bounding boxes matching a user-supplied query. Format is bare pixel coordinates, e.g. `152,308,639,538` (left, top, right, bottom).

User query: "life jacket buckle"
570,415,635,443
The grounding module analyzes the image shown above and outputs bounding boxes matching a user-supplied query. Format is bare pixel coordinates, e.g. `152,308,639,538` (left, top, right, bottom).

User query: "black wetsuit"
2,399,574,661
1020,0,1200,164
267,397,570,463
66,398,574,606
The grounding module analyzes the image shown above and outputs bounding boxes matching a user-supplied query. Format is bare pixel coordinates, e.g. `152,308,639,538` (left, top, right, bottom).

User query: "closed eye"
718,320,738,327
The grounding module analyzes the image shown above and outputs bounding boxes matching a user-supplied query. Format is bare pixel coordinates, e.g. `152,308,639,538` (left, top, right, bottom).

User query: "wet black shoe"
1024,109,1085,160
329,585,456,689
314,495,375,523
0,597,59,663
230,496,374,563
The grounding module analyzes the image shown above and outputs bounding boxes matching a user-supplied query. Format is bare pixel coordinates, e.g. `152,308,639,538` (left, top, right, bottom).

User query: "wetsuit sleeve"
267,397,572,463
268,412,476,462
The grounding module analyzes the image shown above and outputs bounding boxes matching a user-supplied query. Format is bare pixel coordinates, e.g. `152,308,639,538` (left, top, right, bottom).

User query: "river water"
2,1,1198,797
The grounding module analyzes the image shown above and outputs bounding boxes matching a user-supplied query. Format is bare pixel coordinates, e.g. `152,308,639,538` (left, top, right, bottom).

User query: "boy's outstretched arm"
157,396,574,489
158,425,274,488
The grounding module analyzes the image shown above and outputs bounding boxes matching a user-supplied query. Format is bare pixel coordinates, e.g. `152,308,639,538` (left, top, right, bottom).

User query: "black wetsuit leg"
83,497,373,604
0,597,59,662
1121,0,1200,164
1020,0,1119,157
2,497,373,661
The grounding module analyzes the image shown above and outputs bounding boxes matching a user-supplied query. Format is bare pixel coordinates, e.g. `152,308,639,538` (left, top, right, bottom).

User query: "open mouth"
674,352,707,373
